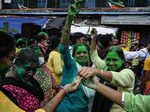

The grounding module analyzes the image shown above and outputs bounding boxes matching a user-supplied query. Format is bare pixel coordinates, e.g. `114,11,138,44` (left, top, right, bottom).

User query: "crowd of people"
1,0,150,112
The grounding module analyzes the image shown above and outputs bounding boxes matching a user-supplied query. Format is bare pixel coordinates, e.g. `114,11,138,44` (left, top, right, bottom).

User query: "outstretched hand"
64,76,82,93
78,67,97,79
82,76,100,89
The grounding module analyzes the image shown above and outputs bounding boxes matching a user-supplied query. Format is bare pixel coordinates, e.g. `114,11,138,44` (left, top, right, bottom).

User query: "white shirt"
123,48,150,60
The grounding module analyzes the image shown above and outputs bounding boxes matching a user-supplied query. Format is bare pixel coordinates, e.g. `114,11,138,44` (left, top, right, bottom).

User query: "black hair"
15,48,40,67
70,32,85,45
96,34,114,48
45,33,61,61
0,31,16,58
106,46,125,62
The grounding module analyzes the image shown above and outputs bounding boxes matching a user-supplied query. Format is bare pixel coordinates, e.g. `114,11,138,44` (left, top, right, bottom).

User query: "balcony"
2,0,150,9
1,0,150,26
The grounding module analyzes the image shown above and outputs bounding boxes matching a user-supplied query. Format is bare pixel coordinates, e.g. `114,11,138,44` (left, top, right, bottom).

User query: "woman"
77,74,150,112
0,31,16,80
78,30,135,112
0,75,80,112
55,0,95,112
36,32,49,57
46,33,64,86
1,48,80,112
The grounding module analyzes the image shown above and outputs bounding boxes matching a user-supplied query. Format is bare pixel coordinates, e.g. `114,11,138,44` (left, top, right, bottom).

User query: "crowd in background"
1,0,150,112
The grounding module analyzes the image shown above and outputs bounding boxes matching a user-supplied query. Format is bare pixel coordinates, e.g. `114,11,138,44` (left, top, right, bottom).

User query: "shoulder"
50,51,60,55
120,69,135,78
145,57,150,63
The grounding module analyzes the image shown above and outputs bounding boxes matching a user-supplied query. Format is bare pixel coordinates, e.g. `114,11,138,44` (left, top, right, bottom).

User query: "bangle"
60,85,69,96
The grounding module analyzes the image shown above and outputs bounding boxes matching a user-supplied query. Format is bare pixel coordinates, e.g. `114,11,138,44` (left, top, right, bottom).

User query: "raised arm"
61,0,83,46
90,28,97,51
90,28,107,70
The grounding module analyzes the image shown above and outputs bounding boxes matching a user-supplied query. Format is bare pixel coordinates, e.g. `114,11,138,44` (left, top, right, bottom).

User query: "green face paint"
16,61,33,80
16,66,25,78
74,45,89,66
105,51,122,71
0,64,10,79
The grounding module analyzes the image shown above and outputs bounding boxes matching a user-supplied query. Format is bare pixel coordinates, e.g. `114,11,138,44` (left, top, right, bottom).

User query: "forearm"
90,36,97,51
43,89,65,112
95,82,122,105
61,15,73,46
95,69,112,82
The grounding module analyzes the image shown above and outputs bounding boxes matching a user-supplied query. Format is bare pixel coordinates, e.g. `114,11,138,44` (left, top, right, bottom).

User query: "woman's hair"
0,31,16,58
15,48,40,67
45,34,61,61
16,38,27,48
106,46,125,62
96,34,114,48
36,32,48,43
70,32,85,45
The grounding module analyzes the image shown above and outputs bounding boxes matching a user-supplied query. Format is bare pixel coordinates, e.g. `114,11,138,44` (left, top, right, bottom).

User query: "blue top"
56,44,88,112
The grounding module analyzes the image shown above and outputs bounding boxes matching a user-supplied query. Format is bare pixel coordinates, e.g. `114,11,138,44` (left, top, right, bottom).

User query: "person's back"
46,33,63,86
46,50,63,85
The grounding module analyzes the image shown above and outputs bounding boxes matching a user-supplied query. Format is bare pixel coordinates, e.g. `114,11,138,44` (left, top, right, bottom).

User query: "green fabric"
111,69,134,90
38,32,48,37
33,46,43,56
107,0,125,6
124,92,150,112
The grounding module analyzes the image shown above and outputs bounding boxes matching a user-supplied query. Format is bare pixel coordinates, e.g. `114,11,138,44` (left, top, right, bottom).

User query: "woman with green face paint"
78,28,135,112
56,0,95,112
73,43,90,66
0,31,81,112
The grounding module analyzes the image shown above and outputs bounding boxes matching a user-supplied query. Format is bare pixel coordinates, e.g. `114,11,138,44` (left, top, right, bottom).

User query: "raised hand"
61,0,83,46
68,0,83,17
91,28,97,38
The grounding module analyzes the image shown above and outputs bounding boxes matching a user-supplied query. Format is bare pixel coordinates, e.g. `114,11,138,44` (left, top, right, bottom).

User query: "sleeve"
123,92,150,112
124,48,148,60
52,52,63,76
0,91,25,112
35,109,46,112
143,58,150,71
58,44,75,68
90,50,107,70
111,69,135,88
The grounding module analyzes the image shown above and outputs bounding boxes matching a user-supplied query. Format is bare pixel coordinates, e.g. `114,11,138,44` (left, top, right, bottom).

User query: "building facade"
1,0,150,9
